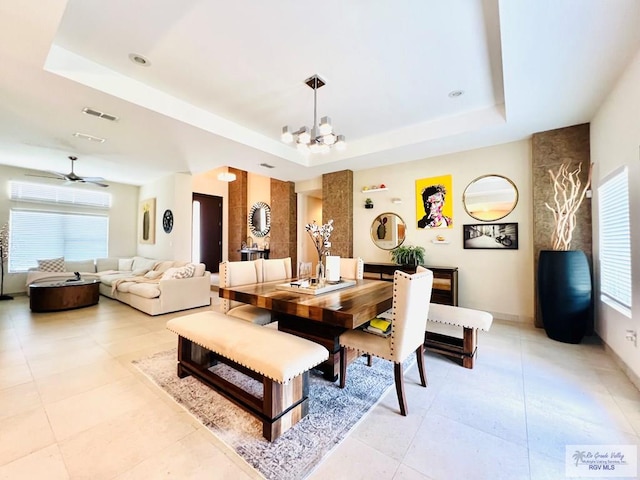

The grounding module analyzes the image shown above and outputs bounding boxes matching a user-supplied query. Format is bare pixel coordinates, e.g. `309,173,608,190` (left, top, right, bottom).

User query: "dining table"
218,278,393,380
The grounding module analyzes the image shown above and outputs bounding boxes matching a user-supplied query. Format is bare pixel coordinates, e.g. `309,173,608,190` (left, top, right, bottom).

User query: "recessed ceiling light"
128,53,151,67
72,132,106,143
448,90,464,98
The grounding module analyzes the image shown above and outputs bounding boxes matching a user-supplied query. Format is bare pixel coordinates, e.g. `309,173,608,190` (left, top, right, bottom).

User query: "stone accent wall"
532,123,592,327
270,179,297,271
322,170,353,258
227,168,247,261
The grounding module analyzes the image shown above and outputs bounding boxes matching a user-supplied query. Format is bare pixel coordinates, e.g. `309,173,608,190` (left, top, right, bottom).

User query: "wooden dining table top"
218,278,393,329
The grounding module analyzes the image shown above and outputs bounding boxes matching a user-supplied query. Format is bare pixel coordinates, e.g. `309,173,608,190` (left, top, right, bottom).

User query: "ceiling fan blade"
87,180,109,188
79,176,106,183
25,172,66,180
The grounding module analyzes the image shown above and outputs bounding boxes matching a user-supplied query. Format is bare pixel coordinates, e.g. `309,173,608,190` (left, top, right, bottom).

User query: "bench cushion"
427,303,493,331
166,312,328,383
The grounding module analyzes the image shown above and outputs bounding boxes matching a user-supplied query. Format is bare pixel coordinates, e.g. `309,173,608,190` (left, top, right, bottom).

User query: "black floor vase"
538,250,592,344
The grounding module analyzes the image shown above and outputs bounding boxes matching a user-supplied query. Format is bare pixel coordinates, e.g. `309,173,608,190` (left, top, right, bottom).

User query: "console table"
363,263,458,306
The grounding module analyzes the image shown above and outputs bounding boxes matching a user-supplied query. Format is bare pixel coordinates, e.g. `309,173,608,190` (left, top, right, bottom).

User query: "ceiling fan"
26,156,109,187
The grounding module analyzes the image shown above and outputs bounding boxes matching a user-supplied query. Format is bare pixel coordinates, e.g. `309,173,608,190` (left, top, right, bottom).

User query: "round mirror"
463,174,518,221
248,202,271,237
370,212,407,250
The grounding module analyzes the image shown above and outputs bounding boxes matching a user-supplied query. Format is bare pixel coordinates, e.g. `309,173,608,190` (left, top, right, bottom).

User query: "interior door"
193,193,222,273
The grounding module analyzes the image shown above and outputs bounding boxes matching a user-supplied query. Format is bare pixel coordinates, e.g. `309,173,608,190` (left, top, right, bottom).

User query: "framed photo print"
463,222,518,250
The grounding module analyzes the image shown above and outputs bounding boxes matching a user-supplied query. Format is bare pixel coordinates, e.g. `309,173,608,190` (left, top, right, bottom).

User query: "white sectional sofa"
26,256,212,316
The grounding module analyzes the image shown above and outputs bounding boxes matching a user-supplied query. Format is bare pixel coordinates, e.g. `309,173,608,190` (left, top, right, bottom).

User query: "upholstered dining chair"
219,259,272,325
339,257,364,280
339,266,433,415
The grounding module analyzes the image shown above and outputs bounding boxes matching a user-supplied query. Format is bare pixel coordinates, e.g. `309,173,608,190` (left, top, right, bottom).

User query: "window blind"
9,210,109,272
598,167,631,311
9,181,111,208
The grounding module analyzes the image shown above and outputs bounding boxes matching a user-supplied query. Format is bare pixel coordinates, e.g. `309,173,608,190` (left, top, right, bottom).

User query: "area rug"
133,349,406,480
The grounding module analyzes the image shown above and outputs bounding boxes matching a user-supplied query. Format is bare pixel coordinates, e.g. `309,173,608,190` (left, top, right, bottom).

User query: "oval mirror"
248,202,271,237
463,174,518,221
370,212,407,250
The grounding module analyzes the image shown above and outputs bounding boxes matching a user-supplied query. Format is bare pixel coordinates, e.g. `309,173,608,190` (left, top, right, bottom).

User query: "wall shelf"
361,187,388,193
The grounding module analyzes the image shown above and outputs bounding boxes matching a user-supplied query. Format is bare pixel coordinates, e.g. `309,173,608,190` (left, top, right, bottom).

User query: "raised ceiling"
0,0,639,185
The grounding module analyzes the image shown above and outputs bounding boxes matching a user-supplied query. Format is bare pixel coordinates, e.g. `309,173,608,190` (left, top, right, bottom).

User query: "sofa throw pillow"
118,258,134,271
143,270,163,280
161,264,196,280
37,257,65,272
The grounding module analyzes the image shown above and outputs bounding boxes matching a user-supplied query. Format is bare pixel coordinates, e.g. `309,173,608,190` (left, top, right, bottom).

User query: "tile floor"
1,294,639,479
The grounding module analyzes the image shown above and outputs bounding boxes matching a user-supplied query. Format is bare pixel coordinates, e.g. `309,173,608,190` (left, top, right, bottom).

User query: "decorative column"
270,179,297,269
532,123,592,329
227,168,247,261
322,170,353,258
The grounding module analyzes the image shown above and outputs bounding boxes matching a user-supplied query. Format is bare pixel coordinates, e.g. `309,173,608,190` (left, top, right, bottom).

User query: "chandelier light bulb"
281,126,293,143
319,116,333,135
335,135,346,150
298,126,311,144
323,133,336,145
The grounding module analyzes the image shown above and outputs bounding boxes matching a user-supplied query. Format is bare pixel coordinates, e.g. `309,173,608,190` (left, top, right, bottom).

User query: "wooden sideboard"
363,263,458,306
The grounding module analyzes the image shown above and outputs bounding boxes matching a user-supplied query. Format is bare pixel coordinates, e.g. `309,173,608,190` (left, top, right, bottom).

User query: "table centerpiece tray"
275,279,356,295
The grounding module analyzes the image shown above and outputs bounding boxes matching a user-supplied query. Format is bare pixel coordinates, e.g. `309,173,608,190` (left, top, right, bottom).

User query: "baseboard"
598,334,640,392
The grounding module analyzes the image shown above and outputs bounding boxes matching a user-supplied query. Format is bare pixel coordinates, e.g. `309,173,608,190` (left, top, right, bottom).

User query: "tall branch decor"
544,162,593,251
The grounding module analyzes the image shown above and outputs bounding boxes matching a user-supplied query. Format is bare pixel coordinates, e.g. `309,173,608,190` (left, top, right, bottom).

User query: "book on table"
362,317,392,337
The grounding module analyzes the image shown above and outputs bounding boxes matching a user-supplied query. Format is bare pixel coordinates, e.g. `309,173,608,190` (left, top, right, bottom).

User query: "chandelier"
281,74,346,155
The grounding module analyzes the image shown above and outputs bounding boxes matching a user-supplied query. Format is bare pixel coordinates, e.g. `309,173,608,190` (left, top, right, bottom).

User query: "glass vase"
316,257,325,286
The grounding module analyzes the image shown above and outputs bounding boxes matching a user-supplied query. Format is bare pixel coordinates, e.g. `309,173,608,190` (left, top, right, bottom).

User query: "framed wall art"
416,174,453,229
463,222,518,250
139,197,156,244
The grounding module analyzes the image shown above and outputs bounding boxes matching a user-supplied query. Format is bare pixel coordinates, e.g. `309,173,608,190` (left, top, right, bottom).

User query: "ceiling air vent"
82,107,119,122
260,163,275,169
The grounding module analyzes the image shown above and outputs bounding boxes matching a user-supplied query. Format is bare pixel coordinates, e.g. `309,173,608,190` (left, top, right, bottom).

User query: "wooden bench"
424,303,493,369
166,312,328,441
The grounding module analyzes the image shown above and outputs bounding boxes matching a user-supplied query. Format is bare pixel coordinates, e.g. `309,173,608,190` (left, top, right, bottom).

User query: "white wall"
590,48,640,381
138,173,193,262
353,139,534,322
0,164,139,294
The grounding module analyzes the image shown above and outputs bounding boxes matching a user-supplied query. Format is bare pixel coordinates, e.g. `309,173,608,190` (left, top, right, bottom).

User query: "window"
598,167,631,313
9,210,109,272
8,182,110,272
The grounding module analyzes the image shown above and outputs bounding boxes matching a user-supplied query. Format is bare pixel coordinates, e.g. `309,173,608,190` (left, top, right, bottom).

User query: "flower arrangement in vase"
305,219,334,283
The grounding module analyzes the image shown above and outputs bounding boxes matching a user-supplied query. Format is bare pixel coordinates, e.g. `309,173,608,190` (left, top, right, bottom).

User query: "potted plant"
390,245,425,267
538,162,592,344
364,198,374,209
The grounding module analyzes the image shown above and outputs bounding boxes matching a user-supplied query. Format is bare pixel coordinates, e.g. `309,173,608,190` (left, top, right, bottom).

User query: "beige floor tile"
429,380,528,446
26,343,113,379
404,413,531,480
0,381,42,422
0,361,33,390
35,357,133,404
308,436,400,480
113,429,257,480
45,376,160,441
59,403,197,480
0,444,69,480
392,464,435,480
0,407,56,466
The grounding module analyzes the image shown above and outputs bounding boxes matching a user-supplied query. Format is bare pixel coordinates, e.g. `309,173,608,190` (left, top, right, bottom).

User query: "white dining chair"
219,259,272,325
339,266,433,415
339,257,364,280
